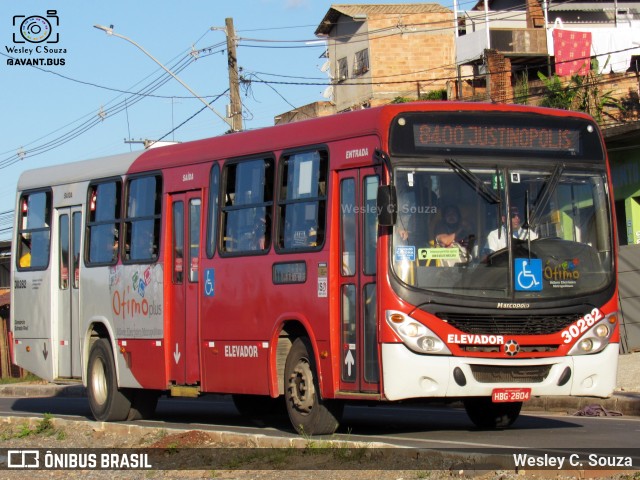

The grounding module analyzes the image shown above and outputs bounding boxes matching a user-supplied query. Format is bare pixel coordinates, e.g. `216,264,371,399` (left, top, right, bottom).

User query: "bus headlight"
595,324,609,338
568,312,617,356
385,310,451,355
579,338,593,352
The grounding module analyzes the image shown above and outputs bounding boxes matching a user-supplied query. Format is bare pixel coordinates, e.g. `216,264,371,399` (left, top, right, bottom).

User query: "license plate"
491,387,531,402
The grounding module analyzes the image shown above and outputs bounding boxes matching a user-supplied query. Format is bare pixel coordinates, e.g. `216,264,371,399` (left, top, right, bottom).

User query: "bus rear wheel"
284,337,343,436
87,338,131,421
463,397,522,429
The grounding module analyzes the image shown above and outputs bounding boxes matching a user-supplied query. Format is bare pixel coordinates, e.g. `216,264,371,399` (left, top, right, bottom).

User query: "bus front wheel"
284,337,343,435
87,338,131,421
463,397,522,429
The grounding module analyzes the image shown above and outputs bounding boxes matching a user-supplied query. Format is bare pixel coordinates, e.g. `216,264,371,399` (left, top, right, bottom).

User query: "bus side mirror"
377,185,397,226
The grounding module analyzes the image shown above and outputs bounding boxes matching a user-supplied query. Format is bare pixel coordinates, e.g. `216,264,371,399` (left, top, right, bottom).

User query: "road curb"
523,391,640,416
0,383,86,398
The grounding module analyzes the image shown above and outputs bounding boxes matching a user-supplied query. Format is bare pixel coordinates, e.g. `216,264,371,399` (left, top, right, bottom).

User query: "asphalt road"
1,393,639,453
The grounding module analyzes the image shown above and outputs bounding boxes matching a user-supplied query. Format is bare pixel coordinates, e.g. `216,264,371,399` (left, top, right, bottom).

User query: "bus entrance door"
169,192,202,385
56,206,82,378
337,168,380,394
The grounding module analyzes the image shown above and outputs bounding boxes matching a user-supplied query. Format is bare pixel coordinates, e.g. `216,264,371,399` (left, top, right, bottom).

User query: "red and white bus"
11,102,619,434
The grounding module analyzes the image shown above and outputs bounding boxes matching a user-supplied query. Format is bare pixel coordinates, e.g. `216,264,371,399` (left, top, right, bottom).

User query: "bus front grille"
437,313,582,335
469,364,552,383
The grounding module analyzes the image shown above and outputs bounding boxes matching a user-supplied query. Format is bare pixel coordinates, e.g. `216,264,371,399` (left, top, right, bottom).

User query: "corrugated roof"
316,3,452,35
472,0,639,11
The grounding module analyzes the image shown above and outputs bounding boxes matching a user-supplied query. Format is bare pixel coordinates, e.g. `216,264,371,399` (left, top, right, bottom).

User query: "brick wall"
486,49,513,103
365,11,456,103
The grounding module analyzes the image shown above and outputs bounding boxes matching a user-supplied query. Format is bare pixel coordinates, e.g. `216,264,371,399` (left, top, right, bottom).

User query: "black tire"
463,397,522,429
87,338,131,421
284,337,343,435
232,394,285,418
126,389,161,421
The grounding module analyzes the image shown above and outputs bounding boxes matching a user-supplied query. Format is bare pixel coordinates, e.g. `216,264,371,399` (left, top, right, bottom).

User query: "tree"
537,59,622,124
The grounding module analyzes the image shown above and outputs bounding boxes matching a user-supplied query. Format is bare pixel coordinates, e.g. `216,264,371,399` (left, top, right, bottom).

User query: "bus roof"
17,151,141,191
16,102,598,192
130,102,598,173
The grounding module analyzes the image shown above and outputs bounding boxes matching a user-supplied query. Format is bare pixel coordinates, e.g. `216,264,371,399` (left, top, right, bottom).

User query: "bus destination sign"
413,124,581,154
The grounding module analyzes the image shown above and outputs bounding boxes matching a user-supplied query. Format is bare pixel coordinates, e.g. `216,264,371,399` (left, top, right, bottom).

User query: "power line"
0,26,227,165
0,46,232,169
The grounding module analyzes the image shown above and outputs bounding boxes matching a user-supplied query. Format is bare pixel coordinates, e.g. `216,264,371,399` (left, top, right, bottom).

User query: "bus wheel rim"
288,359,315,414
91,358,108,406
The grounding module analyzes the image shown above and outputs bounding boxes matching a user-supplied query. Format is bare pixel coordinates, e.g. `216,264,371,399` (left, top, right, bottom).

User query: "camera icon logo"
13,10,59,44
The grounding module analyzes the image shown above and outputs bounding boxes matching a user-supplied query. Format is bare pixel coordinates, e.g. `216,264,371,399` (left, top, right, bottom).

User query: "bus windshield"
391,163,613,299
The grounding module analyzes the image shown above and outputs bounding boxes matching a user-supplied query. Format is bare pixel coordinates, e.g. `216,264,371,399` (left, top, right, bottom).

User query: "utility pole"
225,18,243,132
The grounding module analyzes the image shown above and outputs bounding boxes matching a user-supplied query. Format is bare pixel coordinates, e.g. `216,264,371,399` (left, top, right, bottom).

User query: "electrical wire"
0,45,228,169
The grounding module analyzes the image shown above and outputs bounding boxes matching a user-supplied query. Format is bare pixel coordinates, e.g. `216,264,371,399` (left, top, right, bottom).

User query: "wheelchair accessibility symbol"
204,268,215,297
514,258,542,291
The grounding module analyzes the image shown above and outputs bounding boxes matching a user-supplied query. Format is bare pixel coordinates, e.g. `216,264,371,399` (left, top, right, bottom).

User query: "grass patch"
12,413,64,440
0,373,43,385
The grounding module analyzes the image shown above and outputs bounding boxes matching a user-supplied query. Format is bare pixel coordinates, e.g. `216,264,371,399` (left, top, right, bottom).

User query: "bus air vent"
469,364,552,383
437,313,582,336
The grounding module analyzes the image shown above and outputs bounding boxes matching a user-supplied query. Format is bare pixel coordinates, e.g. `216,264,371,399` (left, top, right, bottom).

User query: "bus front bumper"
381,342,619,401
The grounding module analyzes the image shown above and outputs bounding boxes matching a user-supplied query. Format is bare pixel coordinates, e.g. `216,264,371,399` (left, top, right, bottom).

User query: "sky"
0,0,458,241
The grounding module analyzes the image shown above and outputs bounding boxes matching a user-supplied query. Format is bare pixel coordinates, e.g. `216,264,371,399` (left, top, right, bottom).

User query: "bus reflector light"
26,346,30,352
558,366,571,386
453,367,466,386
389,313,404,324
120,346,126,354
320,350,329,359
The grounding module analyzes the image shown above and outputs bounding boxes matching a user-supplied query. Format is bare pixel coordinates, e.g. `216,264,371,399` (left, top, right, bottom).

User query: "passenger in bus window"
19,235,31,268
434,205,474,248
112,233,119,261
433,205,474,263
253,215,268,250
485,206,538,253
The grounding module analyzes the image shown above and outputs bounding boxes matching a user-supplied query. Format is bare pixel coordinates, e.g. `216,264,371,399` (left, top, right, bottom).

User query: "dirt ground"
0,415,637,479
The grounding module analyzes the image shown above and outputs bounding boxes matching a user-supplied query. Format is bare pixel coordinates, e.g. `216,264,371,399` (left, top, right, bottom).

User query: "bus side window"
221,158,273,254
277,149,327,251
124,175,162,263
206,163,220,258
86,181,121,266
17,190,52,270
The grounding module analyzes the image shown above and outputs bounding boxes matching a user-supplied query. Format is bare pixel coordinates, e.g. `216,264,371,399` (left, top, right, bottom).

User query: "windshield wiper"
445,159,502,205
528,163,564,229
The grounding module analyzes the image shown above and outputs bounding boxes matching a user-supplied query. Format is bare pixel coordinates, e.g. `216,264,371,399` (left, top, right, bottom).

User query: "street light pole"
94,24,234,131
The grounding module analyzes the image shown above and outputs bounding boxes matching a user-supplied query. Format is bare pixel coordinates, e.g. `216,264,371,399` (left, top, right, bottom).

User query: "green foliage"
537,71,576,110
420,89,447,100
391,96,413,104
0,373,42,384
391,89,447,104
537,59,622,123
14,413,57,439
35,413,55,435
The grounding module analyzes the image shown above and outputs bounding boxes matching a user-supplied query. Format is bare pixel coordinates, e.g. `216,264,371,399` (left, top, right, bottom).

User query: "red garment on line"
553,29,592,76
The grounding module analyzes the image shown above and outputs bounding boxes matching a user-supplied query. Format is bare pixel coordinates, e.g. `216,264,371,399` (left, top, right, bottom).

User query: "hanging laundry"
553,29,592,76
